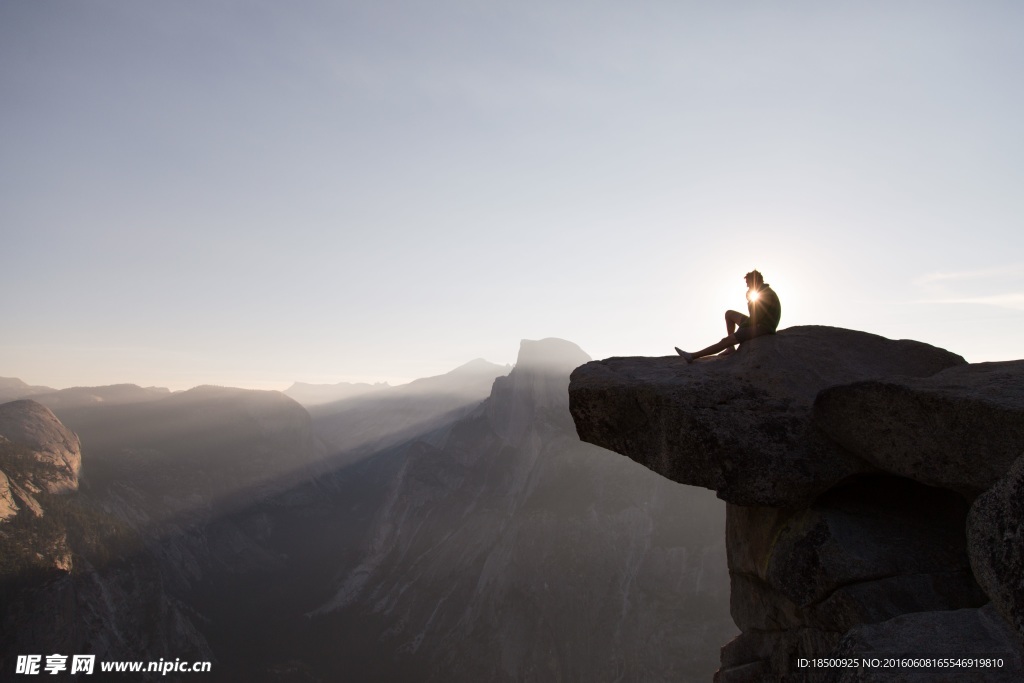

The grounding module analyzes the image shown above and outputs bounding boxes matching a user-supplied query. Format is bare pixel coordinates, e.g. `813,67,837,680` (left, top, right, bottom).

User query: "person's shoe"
675,347,694,363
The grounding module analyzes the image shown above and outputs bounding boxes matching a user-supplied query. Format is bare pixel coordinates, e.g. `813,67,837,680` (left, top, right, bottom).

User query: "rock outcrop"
1,401,83,618
0,399,82,494
569,326,965,508
568,326,1024,681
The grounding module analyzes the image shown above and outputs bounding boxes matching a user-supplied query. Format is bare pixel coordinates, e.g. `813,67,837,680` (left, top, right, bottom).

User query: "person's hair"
745,270,764,285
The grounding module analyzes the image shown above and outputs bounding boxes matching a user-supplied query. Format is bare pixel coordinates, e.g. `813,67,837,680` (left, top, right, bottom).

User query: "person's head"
744,270,764,288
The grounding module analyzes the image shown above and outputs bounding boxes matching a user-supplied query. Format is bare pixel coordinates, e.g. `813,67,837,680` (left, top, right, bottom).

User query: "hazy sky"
3,1,1022,391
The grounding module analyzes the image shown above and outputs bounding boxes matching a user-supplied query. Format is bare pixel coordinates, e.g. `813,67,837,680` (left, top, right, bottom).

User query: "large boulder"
969,452,1024,641
813,361,1024,497
568,326,964,508
0,399,82,494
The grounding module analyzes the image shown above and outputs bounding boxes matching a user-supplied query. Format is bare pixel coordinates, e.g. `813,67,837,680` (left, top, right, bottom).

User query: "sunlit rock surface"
0,467,16,520
0,399,82,494
568,326,1024,681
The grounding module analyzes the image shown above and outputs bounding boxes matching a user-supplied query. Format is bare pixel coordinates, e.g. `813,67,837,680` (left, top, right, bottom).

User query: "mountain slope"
311,339,734,681
45,385,321,524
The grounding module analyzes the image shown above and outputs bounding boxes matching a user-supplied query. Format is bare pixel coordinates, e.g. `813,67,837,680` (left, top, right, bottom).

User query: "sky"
2,0,1022,391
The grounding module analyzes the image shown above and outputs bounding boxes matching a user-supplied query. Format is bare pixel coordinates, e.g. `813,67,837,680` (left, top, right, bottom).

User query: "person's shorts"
735,324,775,343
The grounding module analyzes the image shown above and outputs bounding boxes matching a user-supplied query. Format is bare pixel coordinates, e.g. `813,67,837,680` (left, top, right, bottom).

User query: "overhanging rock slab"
568,326,964,508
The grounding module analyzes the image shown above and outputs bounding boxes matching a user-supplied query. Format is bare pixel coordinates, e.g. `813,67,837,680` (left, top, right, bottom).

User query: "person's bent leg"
725,310,745,335
723,310,746,354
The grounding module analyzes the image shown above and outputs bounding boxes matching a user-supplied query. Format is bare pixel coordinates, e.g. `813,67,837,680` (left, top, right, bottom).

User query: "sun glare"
748,290,760,303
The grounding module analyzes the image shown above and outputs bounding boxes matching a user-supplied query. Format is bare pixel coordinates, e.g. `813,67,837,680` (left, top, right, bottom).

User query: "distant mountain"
0,377,56,403
283,380,390,407
309,358,510,460
29,383,171,410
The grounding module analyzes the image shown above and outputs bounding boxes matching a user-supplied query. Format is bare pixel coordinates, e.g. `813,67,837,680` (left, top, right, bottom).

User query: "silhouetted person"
675,270,781,363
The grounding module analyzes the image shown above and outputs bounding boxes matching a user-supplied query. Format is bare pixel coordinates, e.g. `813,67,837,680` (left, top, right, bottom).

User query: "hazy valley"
0,339,733,681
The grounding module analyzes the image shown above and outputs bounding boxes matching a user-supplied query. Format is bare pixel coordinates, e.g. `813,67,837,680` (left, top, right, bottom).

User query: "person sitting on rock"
675,270,781,363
